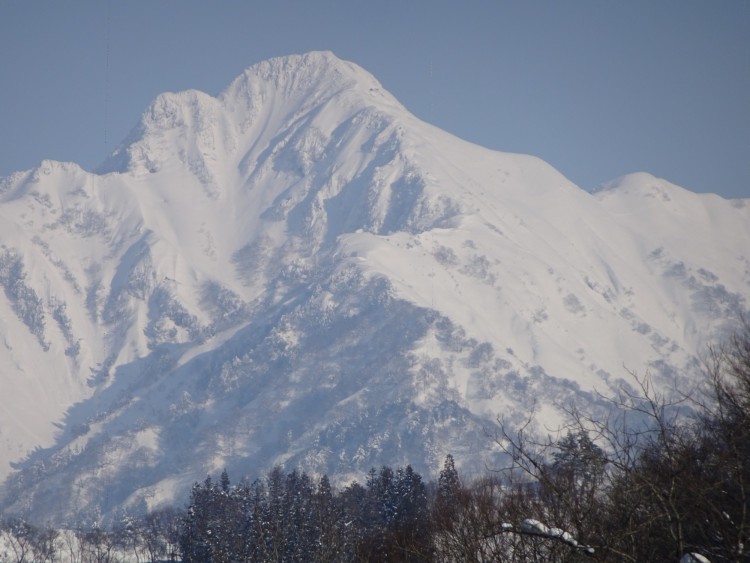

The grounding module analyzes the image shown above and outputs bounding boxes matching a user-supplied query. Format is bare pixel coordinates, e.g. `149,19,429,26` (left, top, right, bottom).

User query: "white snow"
0,51,748,523
681,553,712,563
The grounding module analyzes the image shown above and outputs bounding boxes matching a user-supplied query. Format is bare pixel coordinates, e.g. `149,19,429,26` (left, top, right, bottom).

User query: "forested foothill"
2,322,749,562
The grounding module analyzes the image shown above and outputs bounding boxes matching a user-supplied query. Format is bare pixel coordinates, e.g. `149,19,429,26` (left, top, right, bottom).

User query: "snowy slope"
0,52,748,524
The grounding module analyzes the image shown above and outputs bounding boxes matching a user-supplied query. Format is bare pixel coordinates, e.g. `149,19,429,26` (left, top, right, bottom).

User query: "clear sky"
1,1,748,198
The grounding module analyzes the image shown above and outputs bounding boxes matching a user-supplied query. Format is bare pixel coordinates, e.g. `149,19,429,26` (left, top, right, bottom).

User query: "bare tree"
488,320,750,563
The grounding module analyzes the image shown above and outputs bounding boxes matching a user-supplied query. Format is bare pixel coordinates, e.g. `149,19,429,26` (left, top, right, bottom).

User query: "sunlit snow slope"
1,52,748,523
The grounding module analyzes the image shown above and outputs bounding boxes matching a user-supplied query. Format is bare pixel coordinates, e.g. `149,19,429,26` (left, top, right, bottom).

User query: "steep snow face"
0,52,748,524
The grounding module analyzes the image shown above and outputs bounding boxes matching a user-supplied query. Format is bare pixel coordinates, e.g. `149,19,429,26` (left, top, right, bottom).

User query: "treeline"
180,464,431,562
2,322,749,562
0,510,182,563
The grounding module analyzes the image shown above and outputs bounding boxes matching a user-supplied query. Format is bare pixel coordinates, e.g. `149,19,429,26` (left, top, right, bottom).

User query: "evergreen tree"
220,468,231,493
313,474,343,562
436,454,461,513
394,465,432,560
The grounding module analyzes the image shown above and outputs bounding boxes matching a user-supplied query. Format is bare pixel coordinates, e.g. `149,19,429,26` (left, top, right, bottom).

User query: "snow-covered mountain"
0,51,748,524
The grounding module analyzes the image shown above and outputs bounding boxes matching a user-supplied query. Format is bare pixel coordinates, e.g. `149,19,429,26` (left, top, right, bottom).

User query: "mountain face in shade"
0,51,748,524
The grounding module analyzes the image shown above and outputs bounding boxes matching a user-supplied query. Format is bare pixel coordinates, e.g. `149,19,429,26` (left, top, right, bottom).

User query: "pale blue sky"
1,1,748,198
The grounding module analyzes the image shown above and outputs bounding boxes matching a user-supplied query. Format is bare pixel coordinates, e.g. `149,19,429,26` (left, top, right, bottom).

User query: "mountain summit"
1,52,748,523
100,52,404,178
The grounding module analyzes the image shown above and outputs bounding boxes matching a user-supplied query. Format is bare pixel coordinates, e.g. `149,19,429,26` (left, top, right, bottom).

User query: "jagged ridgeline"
0,51,748,524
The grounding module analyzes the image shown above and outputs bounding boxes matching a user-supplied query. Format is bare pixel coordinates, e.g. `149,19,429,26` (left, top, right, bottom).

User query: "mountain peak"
225,51,383,98
596,171,677,193
100,51,403,177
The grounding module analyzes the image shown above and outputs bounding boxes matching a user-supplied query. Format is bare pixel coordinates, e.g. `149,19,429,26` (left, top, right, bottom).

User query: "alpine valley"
0,52,748,524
